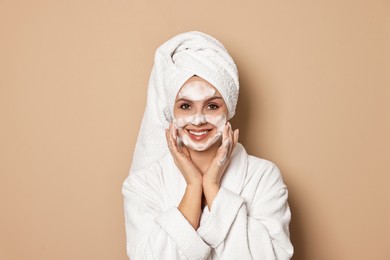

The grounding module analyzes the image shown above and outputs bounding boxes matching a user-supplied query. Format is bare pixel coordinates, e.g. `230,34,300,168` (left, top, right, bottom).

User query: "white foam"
178,81,216,101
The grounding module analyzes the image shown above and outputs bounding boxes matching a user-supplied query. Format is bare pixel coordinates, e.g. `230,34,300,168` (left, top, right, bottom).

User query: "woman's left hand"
203,122,239,188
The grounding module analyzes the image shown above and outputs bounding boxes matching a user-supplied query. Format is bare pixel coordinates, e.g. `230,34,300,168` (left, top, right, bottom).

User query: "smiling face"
173,76,228,151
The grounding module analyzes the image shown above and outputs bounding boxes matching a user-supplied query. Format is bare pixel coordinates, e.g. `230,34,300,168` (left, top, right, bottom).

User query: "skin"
165,76,239,230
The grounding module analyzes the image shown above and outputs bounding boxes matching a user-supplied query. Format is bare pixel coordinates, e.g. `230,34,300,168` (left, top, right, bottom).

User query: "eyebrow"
175,96,223,103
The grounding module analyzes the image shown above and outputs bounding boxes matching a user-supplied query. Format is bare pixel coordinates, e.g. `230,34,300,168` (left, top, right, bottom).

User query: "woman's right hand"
165,123,203,186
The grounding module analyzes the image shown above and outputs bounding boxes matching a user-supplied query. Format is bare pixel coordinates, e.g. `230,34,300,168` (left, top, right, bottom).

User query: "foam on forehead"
177,77,217,101
180,71,236,119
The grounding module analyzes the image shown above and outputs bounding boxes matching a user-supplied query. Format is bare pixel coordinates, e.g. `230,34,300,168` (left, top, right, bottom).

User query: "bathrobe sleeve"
122,167,211,260
197,161,294,259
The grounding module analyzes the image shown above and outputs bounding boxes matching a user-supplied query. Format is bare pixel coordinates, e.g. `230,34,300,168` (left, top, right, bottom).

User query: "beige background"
1,0,389,259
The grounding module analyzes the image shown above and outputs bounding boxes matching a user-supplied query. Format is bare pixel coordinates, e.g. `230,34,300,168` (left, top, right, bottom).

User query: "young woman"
122,31,293,259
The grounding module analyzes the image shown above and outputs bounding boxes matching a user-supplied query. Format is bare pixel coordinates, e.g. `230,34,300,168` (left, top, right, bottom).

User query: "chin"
189,145,209,152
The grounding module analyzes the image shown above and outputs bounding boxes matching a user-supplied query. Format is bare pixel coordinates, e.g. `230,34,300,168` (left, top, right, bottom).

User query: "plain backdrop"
1,1,389,259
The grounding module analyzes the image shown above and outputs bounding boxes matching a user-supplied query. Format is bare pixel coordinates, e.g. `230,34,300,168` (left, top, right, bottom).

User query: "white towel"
130,31,240,173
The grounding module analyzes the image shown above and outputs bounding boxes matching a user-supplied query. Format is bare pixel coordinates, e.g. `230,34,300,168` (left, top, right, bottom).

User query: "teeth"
189,130,208,136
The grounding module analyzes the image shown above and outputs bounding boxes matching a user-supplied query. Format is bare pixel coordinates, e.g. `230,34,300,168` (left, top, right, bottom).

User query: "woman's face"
173,76,228,151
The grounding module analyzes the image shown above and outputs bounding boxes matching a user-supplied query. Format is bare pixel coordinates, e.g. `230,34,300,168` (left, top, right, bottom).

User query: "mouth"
185,128,214,141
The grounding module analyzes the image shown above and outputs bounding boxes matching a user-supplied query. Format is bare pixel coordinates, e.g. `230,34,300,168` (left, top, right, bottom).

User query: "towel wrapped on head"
130,31,240,173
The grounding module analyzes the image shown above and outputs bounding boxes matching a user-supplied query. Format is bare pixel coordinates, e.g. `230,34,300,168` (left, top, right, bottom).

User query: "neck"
188,139,221,173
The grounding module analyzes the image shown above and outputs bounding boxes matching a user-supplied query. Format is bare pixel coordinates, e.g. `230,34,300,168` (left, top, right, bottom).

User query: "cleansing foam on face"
173,78,227,151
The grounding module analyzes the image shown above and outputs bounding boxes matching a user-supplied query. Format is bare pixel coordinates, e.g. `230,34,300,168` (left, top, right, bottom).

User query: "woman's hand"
165,123,203,186
203,122,239,187
166,124,203,229
202,122,239,209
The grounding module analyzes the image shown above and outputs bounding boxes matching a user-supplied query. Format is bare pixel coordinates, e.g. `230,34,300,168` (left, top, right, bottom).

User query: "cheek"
173,115,192,128
205,113,227,131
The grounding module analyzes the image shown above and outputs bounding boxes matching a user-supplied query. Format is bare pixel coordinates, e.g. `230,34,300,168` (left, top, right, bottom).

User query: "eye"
179,103,191,110
207,103,219,110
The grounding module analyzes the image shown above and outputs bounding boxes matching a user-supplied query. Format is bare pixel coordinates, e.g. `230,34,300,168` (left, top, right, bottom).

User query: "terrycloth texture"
130,31,239,173
122,143,294,259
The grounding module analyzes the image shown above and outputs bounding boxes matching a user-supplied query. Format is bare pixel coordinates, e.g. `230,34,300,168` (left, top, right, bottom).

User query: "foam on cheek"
205,114,227,132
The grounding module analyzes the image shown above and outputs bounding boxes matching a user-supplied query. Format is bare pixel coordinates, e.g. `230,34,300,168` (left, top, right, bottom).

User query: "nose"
191,113,206,126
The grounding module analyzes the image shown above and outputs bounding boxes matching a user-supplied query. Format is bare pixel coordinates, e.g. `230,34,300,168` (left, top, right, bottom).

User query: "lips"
185,128,213,141
189,130,208,136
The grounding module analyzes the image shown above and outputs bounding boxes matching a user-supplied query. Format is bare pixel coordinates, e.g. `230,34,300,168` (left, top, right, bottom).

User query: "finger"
222,123,229,146
170,132,180,155
166,129,180,163
170,125,189,161
167,127,178,154
227,122,234,157
235,129,239,146
181,145,191,159
224,123,232,148
218,124,229,152
227,122,237,151
232,129,239,153
167,124,179,153
170,124,177,139
221,123,227,141
216,135,230,166
174,125,179,139
173,125,182,152
168,124,175,141
165,129,172,150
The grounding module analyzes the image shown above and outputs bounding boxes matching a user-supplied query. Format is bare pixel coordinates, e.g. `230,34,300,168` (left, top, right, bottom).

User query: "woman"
122,31,293,259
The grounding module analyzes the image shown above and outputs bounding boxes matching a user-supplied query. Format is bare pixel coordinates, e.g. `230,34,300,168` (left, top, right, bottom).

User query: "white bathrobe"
122,143,294,259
